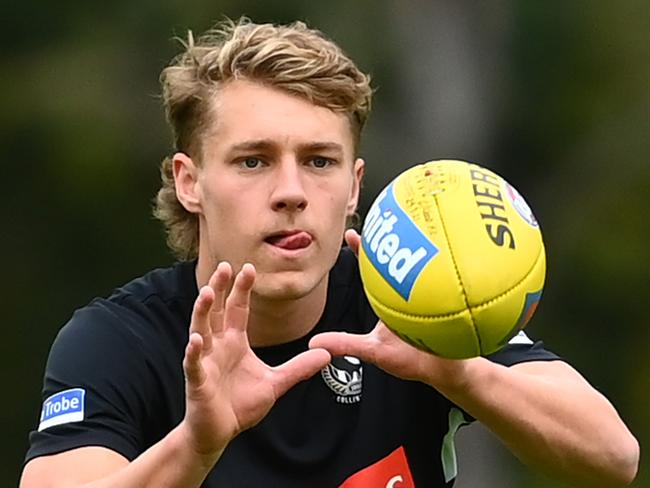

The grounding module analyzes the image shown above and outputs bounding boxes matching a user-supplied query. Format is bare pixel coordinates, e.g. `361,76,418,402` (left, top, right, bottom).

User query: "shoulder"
25,263,195,465
106,260,197,312
51,261,197,364
83,260,194,326
486,331,561,366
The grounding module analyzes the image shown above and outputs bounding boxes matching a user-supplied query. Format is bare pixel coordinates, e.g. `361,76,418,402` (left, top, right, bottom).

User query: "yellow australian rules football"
358,160,545,359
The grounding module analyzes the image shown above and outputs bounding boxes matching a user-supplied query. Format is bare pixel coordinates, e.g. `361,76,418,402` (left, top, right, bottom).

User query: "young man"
21,18,638,487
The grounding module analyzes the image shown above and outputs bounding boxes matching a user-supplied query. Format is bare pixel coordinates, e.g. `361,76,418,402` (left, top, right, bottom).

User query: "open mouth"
264,231,313,250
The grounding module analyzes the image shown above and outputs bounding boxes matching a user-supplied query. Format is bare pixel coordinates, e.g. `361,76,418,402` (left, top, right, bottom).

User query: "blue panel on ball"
362,181,439,300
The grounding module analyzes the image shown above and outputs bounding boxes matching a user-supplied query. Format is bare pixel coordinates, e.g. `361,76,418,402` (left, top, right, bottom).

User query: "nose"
270,161,308,213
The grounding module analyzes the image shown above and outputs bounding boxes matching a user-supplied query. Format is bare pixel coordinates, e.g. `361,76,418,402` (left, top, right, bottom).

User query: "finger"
207,261,232,334
183,332,206,387
309,331,376,363
190,286,215,352
344,228,361,257
272,348,331,398
223,263,256,331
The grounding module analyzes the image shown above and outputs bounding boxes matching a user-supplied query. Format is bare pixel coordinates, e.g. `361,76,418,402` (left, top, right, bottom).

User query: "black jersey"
25,248,559,487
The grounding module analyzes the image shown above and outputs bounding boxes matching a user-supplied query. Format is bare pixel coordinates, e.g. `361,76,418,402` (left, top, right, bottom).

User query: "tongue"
268,232,312,250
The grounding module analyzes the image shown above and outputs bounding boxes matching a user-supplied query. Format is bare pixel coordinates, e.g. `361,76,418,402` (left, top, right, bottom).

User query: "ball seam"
432,179,483,352
470,243,544,313
365,293,468,321
364,243,544,320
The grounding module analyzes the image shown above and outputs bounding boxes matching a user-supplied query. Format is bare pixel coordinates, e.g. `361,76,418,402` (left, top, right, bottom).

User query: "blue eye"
312,157,332,168
243,157,262,169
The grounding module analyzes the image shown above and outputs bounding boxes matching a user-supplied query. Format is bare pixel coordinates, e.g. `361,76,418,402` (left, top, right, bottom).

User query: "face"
175,79,364,301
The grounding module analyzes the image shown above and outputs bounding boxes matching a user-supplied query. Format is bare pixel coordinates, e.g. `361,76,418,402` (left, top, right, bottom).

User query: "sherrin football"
358,160,545,359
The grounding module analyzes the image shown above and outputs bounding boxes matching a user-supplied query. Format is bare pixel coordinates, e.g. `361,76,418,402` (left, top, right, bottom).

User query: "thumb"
309,331,375,363
271,348,331,398
344,229,361,257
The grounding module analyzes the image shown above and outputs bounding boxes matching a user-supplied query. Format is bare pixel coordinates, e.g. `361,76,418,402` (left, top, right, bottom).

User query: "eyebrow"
228,139,344,154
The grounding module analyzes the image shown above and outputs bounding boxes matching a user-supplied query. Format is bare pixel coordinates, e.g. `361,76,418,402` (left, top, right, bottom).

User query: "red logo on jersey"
339,446,415,488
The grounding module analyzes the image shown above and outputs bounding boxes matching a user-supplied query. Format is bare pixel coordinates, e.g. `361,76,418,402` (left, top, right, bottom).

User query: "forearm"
432,359,639,487
21,423,225,488
79,424,223,488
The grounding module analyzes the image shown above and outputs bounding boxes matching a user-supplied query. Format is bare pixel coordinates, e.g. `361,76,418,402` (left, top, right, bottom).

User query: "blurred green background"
4,1,648,486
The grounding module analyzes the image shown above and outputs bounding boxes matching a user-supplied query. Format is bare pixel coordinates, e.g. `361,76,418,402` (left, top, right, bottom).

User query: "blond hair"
154,17,373,260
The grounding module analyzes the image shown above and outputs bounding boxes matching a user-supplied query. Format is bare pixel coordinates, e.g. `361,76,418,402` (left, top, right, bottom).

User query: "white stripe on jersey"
508,331,534,345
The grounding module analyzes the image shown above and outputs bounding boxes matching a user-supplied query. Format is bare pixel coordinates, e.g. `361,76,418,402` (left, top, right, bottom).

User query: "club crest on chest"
321,356,363,404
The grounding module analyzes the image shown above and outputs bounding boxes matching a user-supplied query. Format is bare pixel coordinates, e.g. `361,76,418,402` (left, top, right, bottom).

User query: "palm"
365,322,436,380
309,229,470,387
182,263,330,457
186,333,271,447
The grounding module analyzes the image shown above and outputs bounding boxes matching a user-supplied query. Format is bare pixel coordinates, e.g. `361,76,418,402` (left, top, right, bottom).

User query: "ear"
346,158,365,216
173,152,202,214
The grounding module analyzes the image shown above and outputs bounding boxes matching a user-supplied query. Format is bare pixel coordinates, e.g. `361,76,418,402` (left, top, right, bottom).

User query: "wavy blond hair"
154,17,373,260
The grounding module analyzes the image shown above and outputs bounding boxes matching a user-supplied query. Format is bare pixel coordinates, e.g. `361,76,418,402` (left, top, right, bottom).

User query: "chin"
254,271,324,302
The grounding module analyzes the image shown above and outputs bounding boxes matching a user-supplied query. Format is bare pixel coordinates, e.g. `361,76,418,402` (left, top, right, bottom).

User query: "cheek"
314,184,353,237
202,190,230,221
318,175,354,208
199,183,246,237
315,187,347,226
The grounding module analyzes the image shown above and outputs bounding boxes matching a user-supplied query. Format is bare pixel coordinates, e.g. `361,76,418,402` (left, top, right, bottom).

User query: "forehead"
203,80,355,155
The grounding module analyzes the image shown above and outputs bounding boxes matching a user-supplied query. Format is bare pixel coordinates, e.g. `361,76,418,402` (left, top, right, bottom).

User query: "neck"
194,256,329,348
247,277,328,347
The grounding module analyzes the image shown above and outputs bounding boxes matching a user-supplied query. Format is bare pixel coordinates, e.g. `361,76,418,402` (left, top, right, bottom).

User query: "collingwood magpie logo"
321,356,362,404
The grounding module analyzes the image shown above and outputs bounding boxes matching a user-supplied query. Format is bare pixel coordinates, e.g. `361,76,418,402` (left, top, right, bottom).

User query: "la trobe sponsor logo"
38,388,86,431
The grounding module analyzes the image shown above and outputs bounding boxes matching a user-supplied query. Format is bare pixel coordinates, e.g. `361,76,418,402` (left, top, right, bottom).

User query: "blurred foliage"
3,1,648,486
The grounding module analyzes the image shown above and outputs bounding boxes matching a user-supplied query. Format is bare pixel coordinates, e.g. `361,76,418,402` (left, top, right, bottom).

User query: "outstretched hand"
311,229,472,391
182,262,331,460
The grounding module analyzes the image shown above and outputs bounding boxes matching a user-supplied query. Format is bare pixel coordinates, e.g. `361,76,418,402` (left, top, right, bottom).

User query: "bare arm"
20,430,213,488
311,323,638,487
309,230,639,487
449,358,639,486
21,263,331,488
